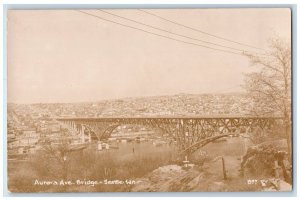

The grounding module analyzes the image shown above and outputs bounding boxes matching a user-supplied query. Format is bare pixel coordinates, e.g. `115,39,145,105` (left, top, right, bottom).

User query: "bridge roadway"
57,116,282,153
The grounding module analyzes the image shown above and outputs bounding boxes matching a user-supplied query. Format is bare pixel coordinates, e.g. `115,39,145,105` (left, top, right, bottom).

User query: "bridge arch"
57,116,280,151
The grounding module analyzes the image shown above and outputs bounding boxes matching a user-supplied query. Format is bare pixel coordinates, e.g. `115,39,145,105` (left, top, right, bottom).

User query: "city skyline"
7,8,291,103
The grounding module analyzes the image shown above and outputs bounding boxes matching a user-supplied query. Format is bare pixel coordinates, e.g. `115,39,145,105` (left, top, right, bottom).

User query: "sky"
7,8,291,103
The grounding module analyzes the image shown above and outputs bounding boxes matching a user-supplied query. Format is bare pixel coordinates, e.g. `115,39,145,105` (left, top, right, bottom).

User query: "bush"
241,139,289,179
14,145,174,192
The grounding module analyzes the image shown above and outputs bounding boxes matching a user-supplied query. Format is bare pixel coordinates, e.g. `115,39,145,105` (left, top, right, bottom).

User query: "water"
202,136,247,157
92,140,175,158
90,136,247,159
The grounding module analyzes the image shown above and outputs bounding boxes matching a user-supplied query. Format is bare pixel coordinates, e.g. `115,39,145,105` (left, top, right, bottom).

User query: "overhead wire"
138,9,266,51
76,10,247,56
97,9,263,55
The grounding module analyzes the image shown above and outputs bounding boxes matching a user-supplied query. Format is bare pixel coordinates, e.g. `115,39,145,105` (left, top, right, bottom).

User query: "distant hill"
8,92,252,117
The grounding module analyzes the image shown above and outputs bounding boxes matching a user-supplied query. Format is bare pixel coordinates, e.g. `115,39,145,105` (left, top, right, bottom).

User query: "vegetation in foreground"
8,143,175,192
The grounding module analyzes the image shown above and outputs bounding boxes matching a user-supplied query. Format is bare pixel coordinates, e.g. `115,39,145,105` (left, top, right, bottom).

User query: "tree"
41,128,72,181
244,37,292,160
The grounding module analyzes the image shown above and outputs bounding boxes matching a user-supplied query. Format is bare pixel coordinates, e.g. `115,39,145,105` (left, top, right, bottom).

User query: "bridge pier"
80,125,85,143
88,129,92,143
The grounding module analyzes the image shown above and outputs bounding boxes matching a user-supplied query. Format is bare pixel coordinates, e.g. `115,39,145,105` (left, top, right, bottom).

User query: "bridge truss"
57,116,282,154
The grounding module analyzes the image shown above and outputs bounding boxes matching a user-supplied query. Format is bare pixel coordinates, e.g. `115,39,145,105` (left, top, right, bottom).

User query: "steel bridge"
56,116,282,154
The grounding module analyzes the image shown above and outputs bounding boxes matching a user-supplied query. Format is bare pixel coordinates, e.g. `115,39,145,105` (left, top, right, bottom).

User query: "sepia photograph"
6,7,293,193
